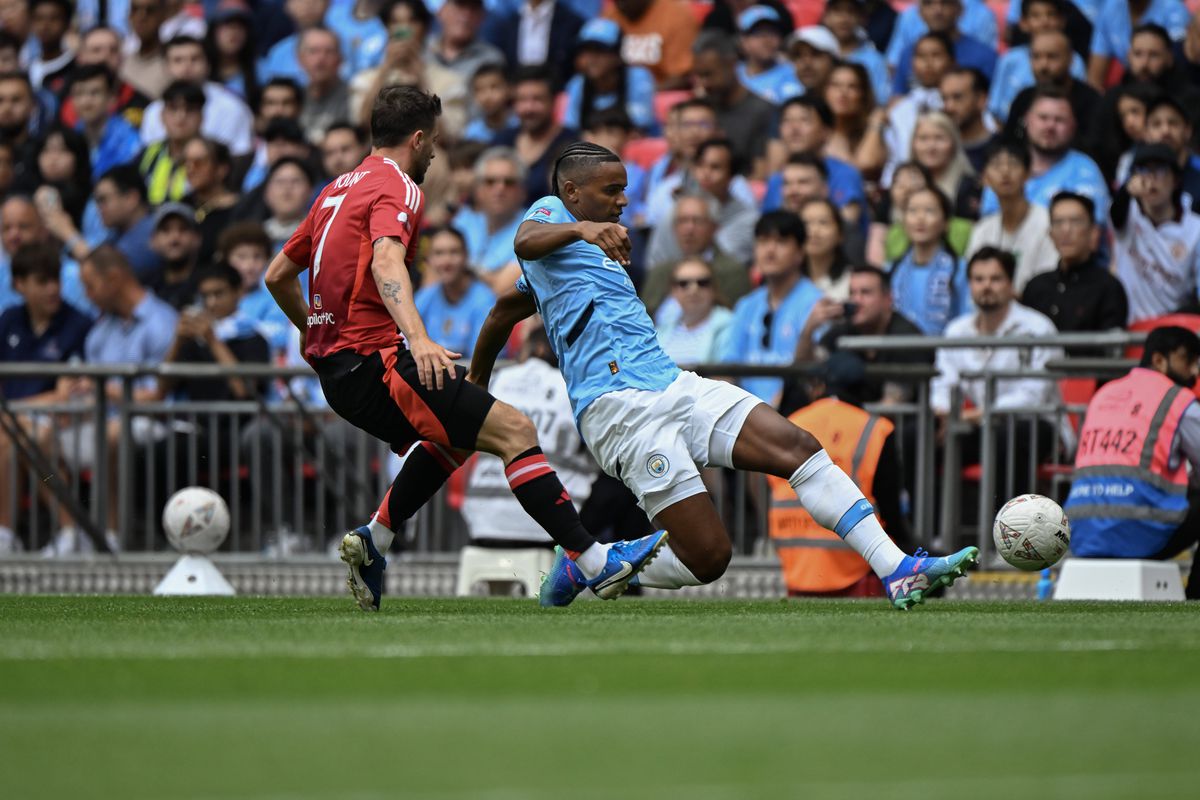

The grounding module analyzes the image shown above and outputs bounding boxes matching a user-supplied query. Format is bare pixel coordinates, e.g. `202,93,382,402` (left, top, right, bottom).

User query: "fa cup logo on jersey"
313,294,322,309
646,454,670,478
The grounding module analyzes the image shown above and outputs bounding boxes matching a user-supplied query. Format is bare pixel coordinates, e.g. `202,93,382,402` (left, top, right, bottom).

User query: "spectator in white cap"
563,19,659,134
788,25,840,98
736,6,801,105
822,0,892,104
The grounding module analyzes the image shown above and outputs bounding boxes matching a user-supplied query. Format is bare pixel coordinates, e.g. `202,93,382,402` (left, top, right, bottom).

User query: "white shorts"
579,371,762,521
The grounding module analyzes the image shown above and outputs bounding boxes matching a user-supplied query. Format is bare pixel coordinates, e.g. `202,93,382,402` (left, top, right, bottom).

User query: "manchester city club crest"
646,454,670,478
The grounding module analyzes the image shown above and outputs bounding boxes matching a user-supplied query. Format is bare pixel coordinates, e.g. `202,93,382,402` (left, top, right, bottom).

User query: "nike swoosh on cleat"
593,560,634,592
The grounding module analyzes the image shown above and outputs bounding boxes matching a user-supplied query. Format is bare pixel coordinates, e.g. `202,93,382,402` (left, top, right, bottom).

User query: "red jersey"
283,155,424,360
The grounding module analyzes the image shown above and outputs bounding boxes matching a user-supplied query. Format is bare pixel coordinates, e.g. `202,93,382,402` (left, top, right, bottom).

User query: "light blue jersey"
563,66,659,134
888,248,971,335
452,206,524,274
980,149,1110,222
721,278,823,404
415,280,496,358
515,196,680,424
326,0,387,76
1090,0,1188,65
845,41,891,105
886,0,999,67
987,46,1086,123
1007,0,1101,25
736,61,803,106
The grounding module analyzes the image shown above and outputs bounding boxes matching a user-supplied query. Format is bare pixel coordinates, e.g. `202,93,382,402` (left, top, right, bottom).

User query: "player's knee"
786,425,822,465
691,538,732,584
485,402,538,458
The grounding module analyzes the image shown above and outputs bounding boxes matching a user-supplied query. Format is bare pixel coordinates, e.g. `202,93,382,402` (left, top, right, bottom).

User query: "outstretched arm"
467,286,538,388
514,219,632,266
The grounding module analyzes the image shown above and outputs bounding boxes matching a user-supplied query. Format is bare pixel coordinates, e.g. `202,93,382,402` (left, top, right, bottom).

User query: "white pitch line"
2,637,1196,661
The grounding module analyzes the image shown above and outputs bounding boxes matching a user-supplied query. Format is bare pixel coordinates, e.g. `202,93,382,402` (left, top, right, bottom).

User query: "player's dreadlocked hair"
550,142,621,197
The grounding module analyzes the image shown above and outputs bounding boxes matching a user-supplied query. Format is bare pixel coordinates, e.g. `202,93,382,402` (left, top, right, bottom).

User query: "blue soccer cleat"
884,546,979,610
338,525,386,612
539,530,670,607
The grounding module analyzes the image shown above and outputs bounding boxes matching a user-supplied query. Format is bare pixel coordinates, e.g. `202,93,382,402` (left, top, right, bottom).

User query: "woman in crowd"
654,258,733,366
887,185,970,335
260,157,315,254
868,161,974,266
182,136,240,265
910,111,980,220
799,198,851,301
205,3,259,101
824,62,886,178
32,125,92,231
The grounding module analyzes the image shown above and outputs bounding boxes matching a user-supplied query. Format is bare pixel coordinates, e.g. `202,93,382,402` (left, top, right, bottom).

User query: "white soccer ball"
993,493,1070,571
163,487,230,554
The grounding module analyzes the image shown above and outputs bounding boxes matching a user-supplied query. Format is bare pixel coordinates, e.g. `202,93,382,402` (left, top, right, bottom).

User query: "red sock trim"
375,487,393,529
564,548,582,560
505,454,554,490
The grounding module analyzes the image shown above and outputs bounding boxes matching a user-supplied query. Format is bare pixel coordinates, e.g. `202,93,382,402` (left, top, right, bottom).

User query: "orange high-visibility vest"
767,398,893,592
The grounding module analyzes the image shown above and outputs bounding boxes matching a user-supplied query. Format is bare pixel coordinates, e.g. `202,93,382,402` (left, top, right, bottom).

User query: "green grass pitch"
1,596,1198,799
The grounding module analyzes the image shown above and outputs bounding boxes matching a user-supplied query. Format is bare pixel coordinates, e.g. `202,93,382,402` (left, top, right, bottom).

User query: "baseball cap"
738,5,784,34
1131,142,1182,174
578,19,621,49
789,25,839,58
152,202,198,230
211,0,252,24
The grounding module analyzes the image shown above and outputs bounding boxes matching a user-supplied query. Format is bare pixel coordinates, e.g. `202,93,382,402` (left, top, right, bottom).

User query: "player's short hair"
984,137,1031,170
780,94,834,129
162,80,206,110
82,243,133,276
97,163,149,206
216,221,271,259
68,63,117,91
10,242,61,283
324,120,368,146
915,31,955,58
194,263,243,292
851,265,891,292
370,85,441,148
471,62,507,85
1021,0,1065,17
784,151,829,180
427,225,467,250
1049,190,1095,222
1142,326,1200,367
1131,22,1172,50
550,141,622,197
754,210,806,245
967,246,1016,282
943,66,989,95
474,146,528,183
692,29,738,59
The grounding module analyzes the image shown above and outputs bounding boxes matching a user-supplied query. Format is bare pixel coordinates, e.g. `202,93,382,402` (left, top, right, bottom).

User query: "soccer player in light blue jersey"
465,142,981,609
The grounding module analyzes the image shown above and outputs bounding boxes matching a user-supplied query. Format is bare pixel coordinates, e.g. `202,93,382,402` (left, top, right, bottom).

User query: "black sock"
504,447,595,554
379,442,461,532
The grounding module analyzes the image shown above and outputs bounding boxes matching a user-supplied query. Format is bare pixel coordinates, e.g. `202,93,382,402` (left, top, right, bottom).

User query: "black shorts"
311,345,496,454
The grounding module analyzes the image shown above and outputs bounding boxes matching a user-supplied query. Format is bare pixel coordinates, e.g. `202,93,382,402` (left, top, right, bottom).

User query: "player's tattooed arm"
378,279,407,306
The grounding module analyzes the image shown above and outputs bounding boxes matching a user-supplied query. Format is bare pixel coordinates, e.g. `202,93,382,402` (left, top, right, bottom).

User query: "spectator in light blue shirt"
722,211,824,406
325,0,388,76
886,0,998,69
68,65,141,181
735,6,802,105
219,221,292,355
987,0,1085,123
823,0,892,104
887,185,971,335
891,0,997,96
1087,0,1189,87
451,146,526,293
461,63,518,144
414,227,496,358
260,0,334,86
979,87,1110,222
562,19,658,134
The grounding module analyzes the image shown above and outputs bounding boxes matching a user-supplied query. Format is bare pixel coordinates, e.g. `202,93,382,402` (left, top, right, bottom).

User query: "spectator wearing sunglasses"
654,258,733,366
450,147,527,293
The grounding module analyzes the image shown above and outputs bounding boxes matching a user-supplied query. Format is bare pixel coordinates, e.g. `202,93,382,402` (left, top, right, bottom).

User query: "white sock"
788,450,906,578
632,543,703,589
573,542,608,579
367,515,395,554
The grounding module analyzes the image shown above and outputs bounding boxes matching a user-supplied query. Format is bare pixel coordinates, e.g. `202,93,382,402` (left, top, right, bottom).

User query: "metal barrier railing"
0,336,1144,558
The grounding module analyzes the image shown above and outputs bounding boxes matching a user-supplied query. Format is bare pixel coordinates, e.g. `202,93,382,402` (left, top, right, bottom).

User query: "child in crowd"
887,185,971,334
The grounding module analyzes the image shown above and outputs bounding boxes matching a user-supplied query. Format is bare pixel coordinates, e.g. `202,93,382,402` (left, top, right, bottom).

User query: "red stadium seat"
554,91,569,125
653,90,692,125
783,0,821,28
690,0,712,24
1059,377,1097,433
623,137,669,169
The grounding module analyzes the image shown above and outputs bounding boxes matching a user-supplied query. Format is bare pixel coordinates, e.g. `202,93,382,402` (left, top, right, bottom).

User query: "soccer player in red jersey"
264,86,666,611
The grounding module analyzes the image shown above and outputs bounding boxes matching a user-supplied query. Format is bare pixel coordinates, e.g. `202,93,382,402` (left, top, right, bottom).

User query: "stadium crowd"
1,0,1199,561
